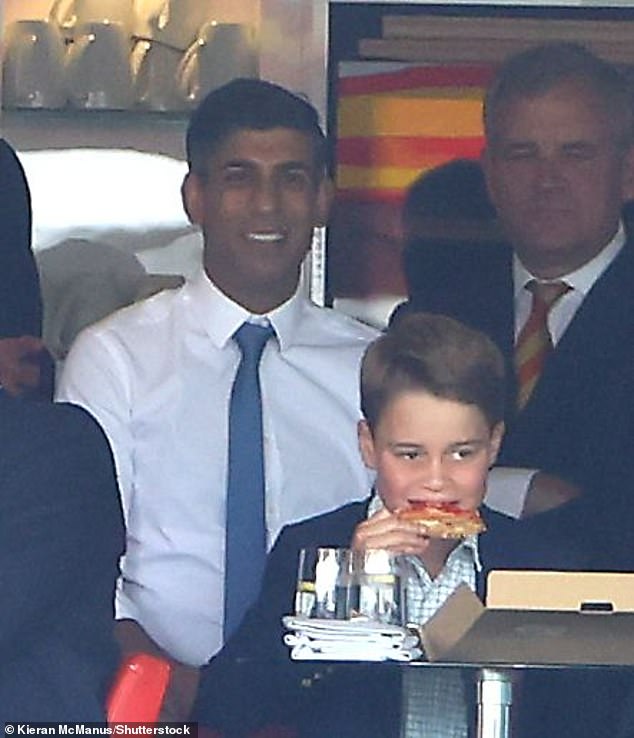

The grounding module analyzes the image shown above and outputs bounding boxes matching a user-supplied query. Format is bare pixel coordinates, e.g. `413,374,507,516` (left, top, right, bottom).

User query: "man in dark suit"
0,395,124,720
0,138,53,399
393,42,634,570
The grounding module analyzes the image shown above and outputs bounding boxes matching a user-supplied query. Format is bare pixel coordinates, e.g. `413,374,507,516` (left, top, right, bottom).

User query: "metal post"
476,668,513,738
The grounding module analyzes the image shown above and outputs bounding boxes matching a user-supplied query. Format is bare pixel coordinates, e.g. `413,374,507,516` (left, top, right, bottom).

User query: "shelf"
0,107,189,159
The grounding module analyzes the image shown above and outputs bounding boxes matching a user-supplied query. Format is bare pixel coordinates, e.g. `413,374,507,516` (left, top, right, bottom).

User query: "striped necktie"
515,280,570,410
224,321,274,639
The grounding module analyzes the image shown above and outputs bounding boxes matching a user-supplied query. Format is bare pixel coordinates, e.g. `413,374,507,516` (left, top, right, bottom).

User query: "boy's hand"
351,507,431,556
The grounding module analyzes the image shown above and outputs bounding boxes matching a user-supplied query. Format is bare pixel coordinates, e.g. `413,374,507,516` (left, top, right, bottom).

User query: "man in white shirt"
57,79,378,700
394,42,634,572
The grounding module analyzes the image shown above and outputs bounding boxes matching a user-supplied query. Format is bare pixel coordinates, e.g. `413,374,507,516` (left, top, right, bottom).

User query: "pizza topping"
397,501,486,539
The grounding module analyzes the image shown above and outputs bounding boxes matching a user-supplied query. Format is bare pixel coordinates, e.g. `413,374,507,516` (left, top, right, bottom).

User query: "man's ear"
357,419,377,471
314,176,334,228
181,172,204,226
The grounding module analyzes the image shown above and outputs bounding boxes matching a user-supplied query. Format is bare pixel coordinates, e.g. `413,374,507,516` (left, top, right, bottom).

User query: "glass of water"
295,547,354,619
349,549,407,625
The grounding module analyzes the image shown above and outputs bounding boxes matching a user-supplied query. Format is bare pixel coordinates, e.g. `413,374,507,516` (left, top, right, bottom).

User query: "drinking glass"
295,547,353,619
349,550,408,625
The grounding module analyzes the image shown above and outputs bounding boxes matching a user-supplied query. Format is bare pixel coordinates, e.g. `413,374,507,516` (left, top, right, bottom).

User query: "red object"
106,652,172,723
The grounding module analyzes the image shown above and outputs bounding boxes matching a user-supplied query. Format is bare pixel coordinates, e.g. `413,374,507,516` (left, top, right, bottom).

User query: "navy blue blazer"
0,397,125,721
393,238,634,569
194,500,591,737
0,139,42,339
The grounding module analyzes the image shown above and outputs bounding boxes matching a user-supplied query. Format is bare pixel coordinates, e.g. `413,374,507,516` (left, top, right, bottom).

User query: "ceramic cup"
131,38,184,111
49,0,136,38
66,21,134,109
2,20,68,109
177,23,258,108
141,0,215,52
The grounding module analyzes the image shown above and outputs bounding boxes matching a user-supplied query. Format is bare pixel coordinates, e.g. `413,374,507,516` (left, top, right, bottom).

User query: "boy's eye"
450,446,475,461
396,448,421,461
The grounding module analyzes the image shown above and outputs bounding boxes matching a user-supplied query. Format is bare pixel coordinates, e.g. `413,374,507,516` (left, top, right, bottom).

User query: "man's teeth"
248,232,284,243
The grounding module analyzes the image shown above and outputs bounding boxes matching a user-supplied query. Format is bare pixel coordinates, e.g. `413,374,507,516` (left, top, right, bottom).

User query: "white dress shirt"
57,269,379,665
484,225,625,518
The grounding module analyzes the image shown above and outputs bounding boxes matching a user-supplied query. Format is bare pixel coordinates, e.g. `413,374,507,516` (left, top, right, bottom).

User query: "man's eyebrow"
220,159,312,170
221,159,255,168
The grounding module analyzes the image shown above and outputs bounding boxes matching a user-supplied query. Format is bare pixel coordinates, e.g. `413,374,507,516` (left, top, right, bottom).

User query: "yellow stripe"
336,164,432,190
338,96,484,137
515,333,546,364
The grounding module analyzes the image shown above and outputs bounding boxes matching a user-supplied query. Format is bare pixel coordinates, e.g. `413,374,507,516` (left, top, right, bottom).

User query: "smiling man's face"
183,127,330,313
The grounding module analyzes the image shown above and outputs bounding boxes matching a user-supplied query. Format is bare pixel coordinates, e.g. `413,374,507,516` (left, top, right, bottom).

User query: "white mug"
178,23,258,108
132,38,184,111
141,0,215,52
66,21,134,109
49,0,136,38
2,20,68,109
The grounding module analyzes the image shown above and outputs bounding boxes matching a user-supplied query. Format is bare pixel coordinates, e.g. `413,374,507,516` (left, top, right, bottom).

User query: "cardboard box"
419,571,634,667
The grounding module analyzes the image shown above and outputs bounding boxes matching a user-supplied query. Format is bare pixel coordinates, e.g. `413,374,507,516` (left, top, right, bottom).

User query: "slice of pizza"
398,501,486,539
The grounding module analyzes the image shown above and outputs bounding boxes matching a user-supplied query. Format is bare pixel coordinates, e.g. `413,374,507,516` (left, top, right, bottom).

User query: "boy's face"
358,390,503,514
182,126,330,314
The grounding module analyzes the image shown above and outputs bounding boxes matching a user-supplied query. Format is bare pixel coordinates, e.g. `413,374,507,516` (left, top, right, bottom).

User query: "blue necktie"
224,321,274,639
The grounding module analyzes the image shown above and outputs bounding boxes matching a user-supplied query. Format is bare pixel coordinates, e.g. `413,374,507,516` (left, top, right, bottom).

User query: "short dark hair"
185,78,327,176
403,158,497,228
484,42,634,148
361,312,505,431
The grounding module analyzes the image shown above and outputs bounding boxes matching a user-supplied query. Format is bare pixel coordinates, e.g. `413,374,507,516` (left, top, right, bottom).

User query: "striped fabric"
336,63,495,203
515,280,571,409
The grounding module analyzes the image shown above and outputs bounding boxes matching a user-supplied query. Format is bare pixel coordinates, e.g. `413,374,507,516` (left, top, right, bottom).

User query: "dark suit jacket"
0,397,125,721
194,500,595,738
393,238,634,569
0,138,42,339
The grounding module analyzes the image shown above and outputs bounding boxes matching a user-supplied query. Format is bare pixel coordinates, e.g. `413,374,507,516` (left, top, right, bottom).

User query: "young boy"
192,312,587,737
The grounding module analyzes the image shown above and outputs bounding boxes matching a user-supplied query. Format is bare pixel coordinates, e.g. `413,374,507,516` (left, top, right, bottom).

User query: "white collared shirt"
485,226,624,519
512,224,625,344
57,269,378,665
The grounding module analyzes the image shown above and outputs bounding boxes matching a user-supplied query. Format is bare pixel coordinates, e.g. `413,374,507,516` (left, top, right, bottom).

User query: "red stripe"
336,136,484,167
338,65,495,95
335,188,407,205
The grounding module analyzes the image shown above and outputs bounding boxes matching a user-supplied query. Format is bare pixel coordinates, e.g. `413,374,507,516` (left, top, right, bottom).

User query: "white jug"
65,21,134,109
2,20,68,109
178,23,258,108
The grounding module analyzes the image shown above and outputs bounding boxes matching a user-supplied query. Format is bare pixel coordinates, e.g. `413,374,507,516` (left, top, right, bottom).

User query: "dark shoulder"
0,399,117,504
0,398,108,452
480,506,588,571
274,500,369,552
